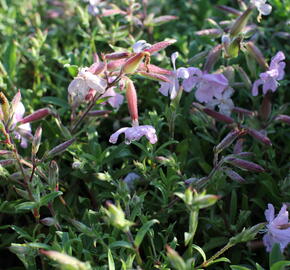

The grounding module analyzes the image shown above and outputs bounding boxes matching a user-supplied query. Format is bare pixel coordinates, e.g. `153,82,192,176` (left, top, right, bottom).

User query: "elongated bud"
47,138,75,157
245,42,268,71
144,39,176,54
125,79,138,123
233,138,244,154
233,107,254,116
107,59,126,71
224,167,246,183
70,219,93,235
204,108,235,124
48,160,59,190
0,92,10,123
166,246,186,270
0,150,13,156
11,91,21,114
235,65,252,90
122,52,146,74
246,128,272,146
32,126,42,156
234,152,254,158
20,108,51,124
275,114,290,125
204,44,222,72
230,7,254,38
41,217,57,226
88,62,106,75
0,159,15,167
259,93,271,121
138,63,173,75
188,50,209,64
9,244,30,255
87,110,111,117
226,158,265,172
138,71,170,82
222,66,235,84
14,187,30,200
105,52,130,60
214,129,241,153
195,28,223,37
216,5,242,16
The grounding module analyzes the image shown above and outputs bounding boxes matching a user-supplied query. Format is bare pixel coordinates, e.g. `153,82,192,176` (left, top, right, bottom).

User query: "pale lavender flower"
182,67,229,103
109,125,157,145
13,102,32,148
68,67,107,106
250,0,272,16
123,172,141,190
133,40,151,53
159,52,189,99
206,87,234,116
100,88,124,109
263,204,290,252
252,51,286,96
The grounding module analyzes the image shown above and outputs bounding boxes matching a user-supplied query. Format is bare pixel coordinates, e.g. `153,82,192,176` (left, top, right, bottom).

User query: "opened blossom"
133,40,151,53
252,51,285,96
182,67,229,103
158,52,189,99
263,204,290,252
206,87,234,116
68,67,107,106
250,0,272,16
109,125,157,145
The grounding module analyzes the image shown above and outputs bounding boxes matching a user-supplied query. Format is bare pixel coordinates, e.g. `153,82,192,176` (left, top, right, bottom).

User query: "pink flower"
263,204,290,252
109,125,157,145
252,52,286,96
158,52,189,99
182,67,228,103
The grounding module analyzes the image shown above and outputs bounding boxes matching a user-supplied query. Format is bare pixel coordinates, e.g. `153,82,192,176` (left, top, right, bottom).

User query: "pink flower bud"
122,52,146,74
88,62,106,75
245,42,268,71
204,44,223,72
144,39,176,54
233,138,244,154
138,63,173,75
32,126,42,156
215,129,241,153
107,59,126,71
246,128,272,146
20,108,51,124
259,93,272,121
195,29,223,36
47,138,75,157
0,150,13,156
138,71,170,82
153,15,178,25
87,110,111,117
105,52,130,60
216,5,242,16
41,217,57,226
275,115,290,125
224,167,246,183
227,158,265,172
125,79,138,122
233,107,254,116
0,159,15,167
203,108,235,124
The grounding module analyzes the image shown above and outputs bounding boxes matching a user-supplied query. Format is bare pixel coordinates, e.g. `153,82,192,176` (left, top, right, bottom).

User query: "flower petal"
109,128,128,144
258,3,272,15
252,79,263,96
265,203,275,222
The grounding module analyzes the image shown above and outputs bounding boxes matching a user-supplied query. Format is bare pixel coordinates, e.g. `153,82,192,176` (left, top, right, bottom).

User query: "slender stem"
126,230,143,269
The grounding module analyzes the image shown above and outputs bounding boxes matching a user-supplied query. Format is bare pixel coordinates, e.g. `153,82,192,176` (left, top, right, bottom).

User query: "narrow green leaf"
270,261,290,270
270,243,284,267
39,191,63,207
134,219,159,247
108,249,115,270
191,244,206,263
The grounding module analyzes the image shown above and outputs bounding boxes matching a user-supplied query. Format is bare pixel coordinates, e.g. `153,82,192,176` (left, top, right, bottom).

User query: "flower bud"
88,62,106,75
216,5,242,16
195,28,223,37
0,159,15,167
87,110,111,117
230,7,254,38
203,108,235,124
70,219,94,235
234,65,252,90
0,92,10,123
245,42,268,71
0,150,13,156
222,66,235,84
32,126,42,156
259,93,272,121
166,246,186,270
204,44,222,72
122,52,146,74
152,15,178,25
14,187,30,200
188,50,209,65
41,217,58,226
214,129,241,153
224,167,246,183
233,107,254,116
275,114,290,125
105,52,130,60
47,138,75,157
9,244,30,255
144,39,176,54
138,63,173,75
107,59,126,71
20,108,51,124
138,71,170,82
48,160,59,190
246,128,272,146
226,158,265,172
125,79,138,122
233,138,244,154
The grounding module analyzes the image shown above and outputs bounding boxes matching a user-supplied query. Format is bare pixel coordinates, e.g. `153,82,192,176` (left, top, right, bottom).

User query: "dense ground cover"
0,0,289,269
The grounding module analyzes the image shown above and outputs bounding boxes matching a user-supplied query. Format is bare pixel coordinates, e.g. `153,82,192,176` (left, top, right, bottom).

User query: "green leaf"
108,249,115,270
270,261,290,270
15,201,37,212
10,226,33,241
206,257,230,267
41,96,69,109
270,243,284,267
191,244,206,263
4,39,17,77
230,266,251,270
39,191,63,207
134,219,159,247
109,241,133,250
255,263,265,270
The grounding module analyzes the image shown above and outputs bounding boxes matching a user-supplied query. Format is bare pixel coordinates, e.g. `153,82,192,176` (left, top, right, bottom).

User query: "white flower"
206,87,234,116
250,0,272,16
133,40,151,53
68,67,107,106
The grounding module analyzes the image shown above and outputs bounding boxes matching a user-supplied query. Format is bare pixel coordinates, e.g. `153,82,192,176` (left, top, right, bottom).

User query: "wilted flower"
158,52,189,99
206,87,234,116
252,51,286,96
250,0,272,16
109,125,157,145
263,204,290,252
133,40,151,53
182,67,229,103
